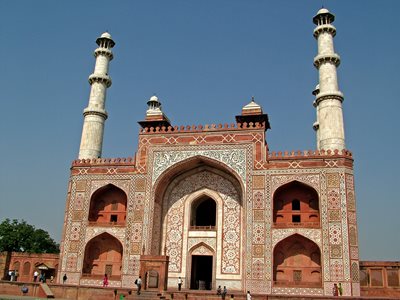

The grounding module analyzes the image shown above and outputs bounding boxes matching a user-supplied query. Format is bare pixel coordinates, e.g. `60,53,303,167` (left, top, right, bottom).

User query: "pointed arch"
273,180,320,228
88,184,127,225
190,194,217,228
149,156,243,257
153,155,244,205
189,242,215,255
273,234,322,287
188,242,216,290
82,232,123,279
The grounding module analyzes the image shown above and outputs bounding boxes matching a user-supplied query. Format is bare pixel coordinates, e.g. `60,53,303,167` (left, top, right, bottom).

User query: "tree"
0,219,59,253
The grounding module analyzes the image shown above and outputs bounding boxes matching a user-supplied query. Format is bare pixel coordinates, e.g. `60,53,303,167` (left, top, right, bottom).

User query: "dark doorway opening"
190,255,212,290
191,198,216,227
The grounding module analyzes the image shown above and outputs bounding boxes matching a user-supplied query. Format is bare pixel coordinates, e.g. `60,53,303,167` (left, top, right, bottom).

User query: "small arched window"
23,262,31,276
292,199,300,210
191,197,216,228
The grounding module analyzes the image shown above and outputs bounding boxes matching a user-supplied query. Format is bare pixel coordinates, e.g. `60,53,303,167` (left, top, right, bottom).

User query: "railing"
189,225,216,231
81,273,121,280
274,280,321,287
139,122,267,134
273,222,320,228
87,221,126,227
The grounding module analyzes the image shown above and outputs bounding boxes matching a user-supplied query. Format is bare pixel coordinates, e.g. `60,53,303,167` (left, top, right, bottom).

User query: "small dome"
149,95,159,102
317,8,330,15
101,32,112,39
243,100,261,110
242,97,263,115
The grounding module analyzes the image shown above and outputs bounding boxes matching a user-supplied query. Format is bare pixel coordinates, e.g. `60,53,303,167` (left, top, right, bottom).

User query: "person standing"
10,270,15,281
178,276,182,291
63,274,67,284
333,283,339,296
217,285,222,295
222,286,227,299
21,284,29,295
135,276,142,295
246,291,252,300
103,274,109,287
338,282,343,296
33,271,39,282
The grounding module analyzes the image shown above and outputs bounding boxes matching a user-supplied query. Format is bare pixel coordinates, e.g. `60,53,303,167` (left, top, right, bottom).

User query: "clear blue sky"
1,1,399,261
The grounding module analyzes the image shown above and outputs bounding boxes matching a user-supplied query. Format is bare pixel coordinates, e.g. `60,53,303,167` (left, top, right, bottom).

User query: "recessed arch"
273,234,322,287
149,156,243,257
188,242,215,290
88,184,127,225
153,155,244,205
82,232,123,279
273,181,320,228
23,262,31,276
150,161,243,278
190,195,217,228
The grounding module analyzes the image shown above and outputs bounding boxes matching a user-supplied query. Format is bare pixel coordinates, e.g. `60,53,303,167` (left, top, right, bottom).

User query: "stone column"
313,9,345,151
78,32,115,159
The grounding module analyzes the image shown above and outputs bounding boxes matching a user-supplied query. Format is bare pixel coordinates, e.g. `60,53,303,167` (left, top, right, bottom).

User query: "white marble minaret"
78,32,115,159
313,8,345,151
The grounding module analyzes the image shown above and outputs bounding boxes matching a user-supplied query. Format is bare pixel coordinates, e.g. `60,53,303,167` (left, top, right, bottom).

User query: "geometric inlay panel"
329,223,342,245
152,149,247,184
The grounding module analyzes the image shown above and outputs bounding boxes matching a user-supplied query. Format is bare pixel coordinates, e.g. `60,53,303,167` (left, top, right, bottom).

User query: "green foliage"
0,219,59,253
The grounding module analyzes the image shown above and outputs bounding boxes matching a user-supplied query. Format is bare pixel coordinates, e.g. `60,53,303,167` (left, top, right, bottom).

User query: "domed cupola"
138,95,171,129
235,96,270,129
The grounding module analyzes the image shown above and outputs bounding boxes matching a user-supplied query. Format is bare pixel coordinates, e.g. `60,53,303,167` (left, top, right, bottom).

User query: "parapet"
268,149,353,159
72,156,136,167
139,121,266,134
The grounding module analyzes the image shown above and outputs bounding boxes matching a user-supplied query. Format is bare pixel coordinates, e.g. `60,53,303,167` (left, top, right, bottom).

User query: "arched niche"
273,181,320,228
150,156,243,255
273,234,322,287
23,262,31,276
82,232,123,279
188,243,215,290
190,196,217,229
88,184,127,225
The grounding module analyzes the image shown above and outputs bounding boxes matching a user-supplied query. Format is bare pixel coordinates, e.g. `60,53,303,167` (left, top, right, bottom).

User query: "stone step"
39,283,55,298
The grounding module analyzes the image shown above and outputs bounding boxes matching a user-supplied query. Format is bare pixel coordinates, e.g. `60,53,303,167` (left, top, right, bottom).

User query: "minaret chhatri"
313,8,345,151
78,32,115,159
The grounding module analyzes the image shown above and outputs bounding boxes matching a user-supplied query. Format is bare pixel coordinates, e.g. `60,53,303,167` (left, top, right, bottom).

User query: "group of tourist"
101,274,256,299
7,270,18,281
333,282,343,296
217,285,252,299
103,274,142,295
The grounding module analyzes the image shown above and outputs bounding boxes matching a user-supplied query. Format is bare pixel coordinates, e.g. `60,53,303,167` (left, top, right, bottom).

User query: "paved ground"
0,296,69,300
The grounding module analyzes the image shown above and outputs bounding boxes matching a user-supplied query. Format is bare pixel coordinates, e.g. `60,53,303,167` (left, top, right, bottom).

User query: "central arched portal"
189,243,215,290
151,158,243,290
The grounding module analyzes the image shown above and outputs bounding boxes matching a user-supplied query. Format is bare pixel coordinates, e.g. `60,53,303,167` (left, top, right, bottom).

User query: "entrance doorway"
190,255,213,290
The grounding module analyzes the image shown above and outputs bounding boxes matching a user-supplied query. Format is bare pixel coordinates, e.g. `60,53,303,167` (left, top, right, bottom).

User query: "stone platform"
0,281,398,300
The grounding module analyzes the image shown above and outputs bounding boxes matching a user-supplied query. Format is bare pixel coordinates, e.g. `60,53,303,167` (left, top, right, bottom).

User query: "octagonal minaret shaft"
78,32,115,159
313,8,345,151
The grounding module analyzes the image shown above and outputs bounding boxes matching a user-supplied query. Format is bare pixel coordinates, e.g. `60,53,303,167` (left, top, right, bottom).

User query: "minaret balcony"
313,53,340,68
313,24,336,38
83,107,108,119
314,91,344,105
94,47,113,59
88,73,112,87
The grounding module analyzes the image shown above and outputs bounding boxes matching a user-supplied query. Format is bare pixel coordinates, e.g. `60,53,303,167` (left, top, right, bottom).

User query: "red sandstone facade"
56,113,362,297
0,252,59,282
